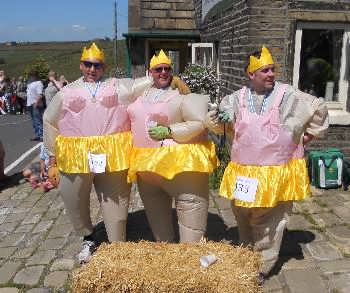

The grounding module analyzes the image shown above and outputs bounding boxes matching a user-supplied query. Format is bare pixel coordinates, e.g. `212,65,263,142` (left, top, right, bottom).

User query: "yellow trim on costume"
149,49,172,69
219,158,310,208
55,132,132,173
81,42,105,63
247,46,274,73
128,141,218,182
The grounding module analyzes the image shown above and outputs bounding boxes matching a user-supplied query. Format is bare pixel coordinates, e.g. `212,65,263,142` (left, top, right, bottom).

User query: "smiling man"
127,49,217,243
206,46,329,281
43,43,191,264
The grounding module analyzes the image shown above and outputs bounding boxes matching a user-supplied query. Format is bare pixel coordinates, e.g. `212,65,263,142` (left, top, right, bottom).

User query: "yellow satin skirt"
55,132,132,173
219,158,310,208
128,141,218,182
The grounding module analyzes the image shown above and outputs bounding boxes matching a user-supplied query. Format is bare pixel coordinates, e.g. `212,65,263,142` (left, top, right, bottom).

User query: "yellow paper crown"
247,46,274,73
150,49,172,69
81,42,105,63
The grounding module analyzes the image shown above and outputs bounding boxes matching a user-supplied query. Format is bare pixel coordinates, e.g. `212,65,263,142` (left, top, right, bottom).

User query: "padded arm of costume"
117,76,153,105
43,91,63,155
294,90,329,138
169,93,208,142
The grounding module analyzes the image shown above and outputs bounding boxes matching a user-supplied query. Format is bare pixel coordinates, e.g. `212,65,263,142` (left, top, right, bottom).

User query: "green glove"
218,111,232,123
148,125,171,140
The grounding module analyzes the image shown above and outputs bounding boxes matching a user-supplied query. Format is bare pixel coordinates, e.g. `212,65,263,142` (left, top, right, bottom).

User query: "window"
168,50,180,75
293,22,350,114
191,43,214,67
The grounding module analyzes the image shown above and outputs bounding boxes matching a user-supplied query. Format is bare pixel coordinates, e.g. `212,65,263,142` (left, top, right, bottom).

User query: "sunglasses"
153,66,171,73
82,61,103,69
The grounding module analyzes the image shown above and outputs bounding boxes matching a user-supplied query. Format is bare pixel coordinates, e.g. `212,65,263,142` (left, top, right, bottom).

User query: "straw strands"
73,240,262,293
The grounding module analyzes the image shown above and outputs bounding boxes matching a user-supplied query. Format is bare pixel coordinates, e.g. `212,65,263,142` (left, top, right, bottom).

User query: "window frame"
191,42,214,66
293,21,350,111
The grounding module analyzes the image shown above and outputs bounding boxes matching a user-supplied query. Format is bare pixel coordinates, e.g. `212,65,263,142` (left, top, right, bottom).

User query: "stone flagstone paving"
0,179,350,292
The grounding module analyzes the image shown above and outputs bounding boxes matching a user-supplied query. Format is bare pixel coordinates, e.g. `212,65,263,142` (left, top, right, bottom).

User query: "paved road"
0,113,41,175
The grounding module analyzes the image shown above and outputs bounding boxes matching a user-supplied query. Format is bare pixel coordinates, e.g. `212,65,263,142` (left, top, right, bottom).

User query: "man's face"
80,59,105,82
248,64,275,91
150,63,173,89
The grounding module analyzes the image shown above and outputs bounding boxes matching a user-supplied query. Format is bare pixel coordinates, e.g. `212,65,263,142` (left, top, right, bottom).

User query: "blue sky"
0,0,128,42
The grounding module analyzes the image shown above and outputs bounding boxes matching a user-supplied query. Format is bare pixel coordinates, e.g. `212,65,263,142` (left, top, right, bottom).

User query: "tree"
24,56,50,80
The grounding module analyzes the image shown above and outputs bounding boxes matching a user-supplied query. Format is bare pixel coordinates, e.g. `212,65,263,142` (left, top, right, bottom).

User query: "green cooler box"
308,148,343,189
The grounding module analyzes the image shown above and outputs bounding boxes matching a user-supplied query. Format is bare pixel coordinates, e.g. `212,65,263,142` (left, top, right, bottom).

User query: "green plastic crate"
308,148,343,189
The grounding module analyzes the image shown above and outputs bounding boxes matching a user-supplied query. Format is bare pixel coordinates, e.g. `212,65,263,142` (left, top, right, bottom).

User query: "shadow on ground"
90,211,316,279
0,172,24,192
268,229,316,277
92,210,239,245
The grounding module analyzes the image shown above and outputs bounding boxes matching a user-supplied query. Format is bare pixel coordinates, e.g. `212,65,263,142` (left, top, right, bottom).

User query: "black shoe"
30,137,41,141
258,273,265,285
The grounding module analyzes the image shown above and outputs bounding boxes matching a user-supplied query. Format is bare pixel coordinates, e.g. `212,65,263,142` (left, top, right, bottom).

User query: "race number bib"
88,152,106,173
233,176,258,202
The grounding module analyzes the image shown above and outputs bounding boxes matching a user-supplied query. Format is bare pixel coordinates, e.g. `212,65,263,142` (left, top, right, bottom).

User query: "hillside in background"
0,40,126,81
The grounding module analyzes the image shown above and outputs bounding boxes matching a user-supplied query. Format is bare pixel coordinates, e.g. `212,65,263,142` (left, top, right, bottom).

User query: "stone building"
126,0,350,158
124,0,200,76
193,0,350,158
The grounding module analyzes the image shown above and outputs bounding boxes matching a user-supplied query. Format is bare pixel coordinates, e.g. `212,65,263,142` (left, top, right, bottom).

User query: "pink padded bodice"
231,84,304,166
58,79,130,136
127,90,179,148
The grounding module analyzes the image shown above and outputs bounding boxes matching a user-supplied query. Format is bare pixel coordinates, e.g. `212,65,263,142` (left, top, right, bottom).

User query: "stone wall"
129,0,197,31
195,0,290,95
308,125,350,161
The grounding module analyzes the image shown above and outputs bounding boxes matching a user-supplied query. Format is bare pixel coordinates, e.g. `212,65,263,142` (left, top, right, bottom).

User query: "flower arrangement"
180,64,222,103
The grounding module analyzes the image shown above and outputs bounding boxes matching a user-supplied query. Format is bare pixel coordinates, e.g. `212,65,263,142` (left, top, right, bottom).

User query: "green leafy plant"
24,55,50,80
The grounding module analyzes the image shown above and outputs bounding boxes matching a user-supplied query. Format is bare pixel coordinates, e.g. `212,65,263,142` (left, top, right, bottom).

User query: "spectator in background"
0,72,10,114
0,140,8,182
26,70,44,141
8,77,17,114
0,70,6,97
59,75,68,87
16,76,27,114
44,71,63,106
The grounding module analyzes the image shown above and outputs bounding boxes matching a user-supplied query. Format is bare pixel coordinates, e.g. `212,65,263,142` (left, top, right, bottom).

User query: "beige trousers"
232,201,292,275
137,172,209,243
59,170,130,242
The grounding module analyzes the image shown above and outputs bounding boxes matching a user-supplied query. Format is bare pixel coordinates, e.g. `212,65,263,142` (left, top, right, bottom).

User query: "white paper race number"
88,152,106,173
233,176,258,202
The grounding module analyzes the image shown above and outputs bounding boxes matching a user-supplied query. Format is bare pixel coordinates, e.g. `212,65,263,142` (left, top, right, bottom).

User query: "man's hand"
205,109,219,129
303,133,314,145
170,76,191,95
148,125,171,140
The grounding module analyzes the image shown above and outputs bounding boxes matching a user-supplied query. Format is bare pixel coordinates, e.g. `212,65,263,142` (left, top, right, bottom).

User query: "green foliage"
24,55,50,80
0,40,126,81
209,141,230,190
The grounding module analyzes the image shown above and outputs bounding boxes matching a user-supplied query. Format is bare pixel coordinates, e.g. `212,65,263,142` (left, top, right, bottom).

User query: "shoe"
30,137,41,142
258,272,265,285
77,240,96,264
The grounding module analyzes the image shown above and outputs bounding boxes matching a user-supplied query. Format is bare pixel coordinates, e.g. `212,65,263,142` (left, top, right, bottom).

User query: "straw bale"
73,240,262,293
